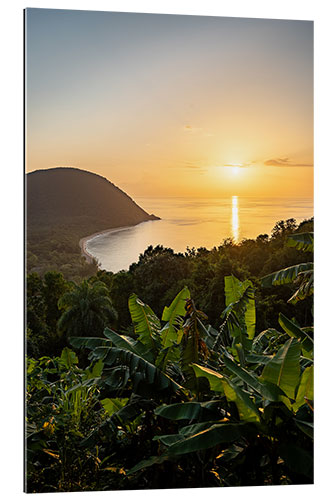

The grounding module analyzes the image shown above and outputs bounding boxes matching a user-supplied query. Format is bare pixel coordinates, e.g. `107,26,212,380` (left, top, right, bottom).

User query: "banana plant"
68,288,194,446
261,232,313,304
127,276,313,484
213,275,255,364
69,286,215,397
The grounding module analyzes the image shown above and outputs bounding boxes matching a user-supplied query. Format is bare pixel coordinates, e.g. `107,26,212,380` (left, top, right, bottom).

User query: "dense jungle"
26,217,313,492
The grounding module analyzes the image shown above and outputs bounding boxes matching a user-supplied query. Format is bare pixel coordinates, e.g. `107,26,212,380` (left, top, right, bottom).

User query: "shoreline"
79,224,140,265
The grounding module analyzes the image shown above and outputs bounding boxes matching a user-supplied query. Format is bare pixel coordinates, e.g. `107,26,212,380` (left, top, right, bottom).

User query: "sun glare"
223,164,243,177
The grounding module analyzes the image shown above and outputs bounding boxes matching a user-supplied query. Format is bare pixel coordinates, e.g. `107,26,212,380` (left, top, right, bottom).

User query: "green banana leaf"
223,355,286,401
161,286,190,347
287,232,313,252
128,422,247,474
293,365,313,412
60,347,78,368
85,359,104,379
260,338,301,400
155,402,201,420
261,262,313,288
128,293,161,352
162,422,246,455
245,353,273,365
288,270,314,304
224,276,256,339
151,421,225,447
155,400,222,421
278,313,313,355
91,345,183,394
294,419,313,439
101,397,129,416
104,327,154,362
222,377,261,423
69,336,112,351
192,364,225,393
192,363,260,423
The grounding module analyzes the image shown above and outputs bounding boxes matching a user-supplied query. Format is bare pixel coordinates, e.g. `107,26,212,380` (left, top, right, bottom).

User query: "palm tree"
57,280,117,338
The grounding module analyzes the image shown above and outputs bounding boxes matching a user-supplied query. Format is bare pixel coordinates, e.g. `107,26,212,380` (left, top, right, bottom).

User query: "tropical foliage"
57,280,118,339
25,218,314,491
261,232,314,304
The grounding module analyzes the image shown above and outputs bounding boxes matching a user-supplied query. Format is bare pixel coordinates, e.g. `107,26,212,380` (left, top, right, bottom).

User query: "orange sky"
26,10,313,199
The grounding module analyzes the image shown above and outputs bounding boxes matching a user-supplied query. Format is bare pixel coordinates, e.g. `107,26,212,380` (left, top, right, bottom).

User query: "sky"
25,8,313,199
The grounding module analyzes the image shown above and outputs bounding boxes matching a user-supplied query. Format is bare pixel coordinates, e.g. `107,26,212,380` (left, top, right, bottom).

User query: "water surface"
86,196,313,272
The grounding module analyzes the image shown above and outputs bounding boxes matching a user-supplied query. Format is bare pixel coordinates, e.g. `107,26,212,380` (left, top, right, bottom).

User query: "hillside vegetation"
26,167,159,279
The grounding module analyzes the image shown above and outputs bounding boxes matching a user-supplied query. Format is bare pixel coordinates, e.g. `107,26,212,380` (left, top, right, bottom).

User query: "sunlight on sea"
86,196,313,273
231,196,239,242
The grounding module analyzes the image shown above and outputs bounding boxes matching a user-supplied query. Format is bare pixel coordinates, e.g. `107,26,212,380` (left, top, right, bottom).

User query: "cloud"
264,158,313,167
213,161,254,168
222,163,246,168
183,161,202,169
172,160,207,172
183,125,203,133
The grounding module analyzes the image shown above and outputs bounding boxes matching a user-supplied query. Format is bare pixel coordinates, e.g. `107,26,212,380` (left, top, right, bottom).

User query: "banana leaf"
260,338,301,400
294,418,313,439
224,276,255,339
278,313,313,355
223,355,286,401
104,327,154,362
287,232,313,252
161,286,190,347
192,364,225,393
192,363,260,423
155,400,222,421
261,262,313,288
101,397,129,416
222,377,261,423
60,347,78,368
91,345,183,394
293,365,313,412
69,336,112,351
128,422,247,474
288,270,313,304
128,293,161,352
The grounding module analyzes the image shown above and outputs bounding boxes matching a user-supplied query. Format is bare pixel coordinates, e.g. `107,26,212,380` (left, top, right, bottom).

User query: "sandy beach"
79,225,135,265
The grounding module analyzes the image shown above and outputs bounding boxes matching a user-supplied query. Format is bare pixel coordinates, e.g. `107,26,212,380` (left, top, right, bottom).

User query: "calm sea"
86,196,313,273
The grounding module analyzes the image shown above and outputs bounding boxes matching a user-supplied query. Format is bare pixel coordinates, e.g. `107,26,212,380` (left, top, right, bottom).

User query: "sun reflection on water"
231,195,239,242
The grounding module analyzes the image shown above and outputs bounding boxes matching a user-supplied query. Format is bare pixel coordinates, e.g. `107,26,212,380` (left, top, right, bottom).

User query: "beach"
79,225,136,265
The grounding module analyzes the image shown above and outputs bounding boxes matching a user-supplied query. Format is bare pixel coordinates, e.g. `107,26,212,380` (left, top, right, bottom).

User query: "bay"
86,196,313,273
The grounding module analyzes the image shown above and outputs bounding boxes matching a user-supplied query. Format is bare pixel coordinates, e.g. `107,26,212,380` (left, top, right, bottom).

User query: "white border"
1,1,332,499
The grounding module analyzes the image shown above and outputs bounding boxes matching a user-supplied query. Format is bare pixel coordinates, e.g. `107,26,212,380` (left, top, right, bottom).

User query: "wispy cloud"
183,160,203,169
183,124,203,134
171,160,207,172
264,158,313,167
212,161,254,168
222,163,246,168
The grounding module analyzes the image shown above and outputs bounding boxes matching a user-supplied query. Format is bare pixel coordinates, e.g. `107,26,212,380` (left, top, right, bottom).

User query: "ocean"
85,196,313,273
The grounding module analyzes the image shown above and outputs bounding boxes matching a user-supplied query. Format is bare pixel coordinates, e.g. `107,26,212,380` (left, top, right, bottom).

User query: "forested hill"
26,167,159,279
27,167,159,228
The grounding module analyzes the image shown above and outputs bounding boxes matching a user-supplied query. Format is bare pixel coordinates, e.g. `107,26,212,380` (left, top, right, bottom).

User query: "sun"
224,164,243,176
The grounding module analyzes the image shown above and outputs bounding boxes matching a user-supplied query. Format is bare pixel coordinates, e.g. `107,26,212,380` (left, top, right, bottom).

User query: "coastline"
79,224,138,265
